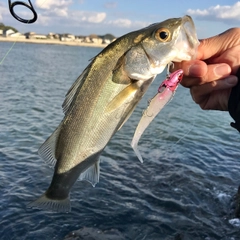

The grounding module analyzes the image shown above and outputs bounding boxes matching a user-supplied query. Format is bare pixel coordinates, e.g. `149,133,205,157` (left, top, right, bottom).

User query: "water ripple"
0,42,240,240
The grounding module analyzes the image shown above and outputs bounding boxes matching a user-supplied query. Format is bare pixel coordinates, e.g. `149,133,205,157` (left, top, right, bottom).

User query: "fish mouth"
173,15,200,61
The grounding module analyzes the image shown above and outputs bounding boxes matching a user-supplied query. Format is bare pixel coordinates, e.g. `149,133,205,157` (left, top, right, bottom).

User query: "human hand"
173,28,240,111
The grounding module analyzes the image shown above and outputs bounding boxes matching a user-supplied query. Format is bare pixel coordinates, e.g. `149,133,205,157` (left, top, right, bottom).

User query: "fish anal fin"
38,125,61,168
79,160,100,187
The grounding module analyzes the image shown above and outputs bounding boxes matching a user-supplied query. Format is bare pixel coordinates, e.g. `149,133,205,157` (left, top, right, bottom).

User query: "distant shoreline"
0,37,108,48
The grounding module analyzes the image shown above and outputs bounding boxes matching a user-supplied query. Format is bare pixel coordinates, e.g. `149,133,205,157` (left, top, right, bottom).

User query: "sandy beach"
0,36,108,48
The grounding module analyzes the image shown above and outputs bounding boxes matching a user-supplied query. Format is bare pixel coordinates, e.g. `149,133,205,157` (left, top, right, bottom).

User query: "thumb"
197,28,240,61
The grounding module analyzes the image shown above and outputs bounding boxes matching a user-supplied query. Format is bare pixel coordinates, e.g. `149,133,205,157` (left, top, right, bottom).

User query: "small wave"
229,218,240,227
214,189,231,203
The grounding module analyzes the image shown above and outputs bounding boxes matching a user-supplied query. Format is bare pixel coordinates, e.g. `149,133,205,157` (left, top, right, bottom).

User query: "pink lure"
131,69,184,163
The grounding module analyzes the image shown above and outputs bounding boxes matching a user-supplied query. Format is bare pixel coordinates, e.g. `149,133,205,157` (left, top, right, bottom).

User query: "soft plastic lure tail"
131,69,184,163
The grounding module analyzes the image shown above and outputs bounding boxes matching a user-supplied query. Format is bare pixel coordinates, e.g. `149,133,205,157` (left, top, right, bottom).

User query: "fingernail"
214,64,231,77
226,76,238,85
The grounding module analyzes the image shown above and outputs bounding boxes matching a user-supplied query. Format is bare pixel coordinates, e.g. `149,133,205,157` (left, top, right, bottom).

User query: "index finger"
173,61,232,88
172,60,207,77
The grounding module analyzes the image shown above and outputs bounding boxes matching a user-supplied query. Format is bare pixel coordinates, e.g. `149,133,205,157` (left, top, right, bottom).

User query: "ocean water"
0,41,240,240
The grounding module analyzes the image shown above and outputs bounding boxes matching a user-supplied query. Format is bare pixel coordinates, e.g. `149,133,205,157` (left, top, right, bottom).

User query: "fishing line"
161,86,196,149
174,118,195,145
170,90,196,146
0,41,16,65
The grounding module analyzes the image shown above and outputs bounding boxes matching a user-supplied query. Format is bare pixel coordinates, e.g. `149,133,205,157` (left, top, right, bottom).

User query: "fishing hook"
166,62,174,76
8,0,38,24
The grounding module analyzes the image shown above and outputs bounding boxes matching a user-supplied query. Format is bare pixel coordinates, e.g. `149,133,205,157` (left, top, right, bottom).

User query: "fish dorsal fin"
38,126,61,168
62,66,90,115
79,160,100,187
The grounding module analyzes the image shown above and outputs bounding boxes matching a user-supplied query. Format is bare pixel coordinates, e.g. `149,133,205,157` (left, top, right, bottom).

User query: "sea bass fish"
29,15,199,212
131,69,184,163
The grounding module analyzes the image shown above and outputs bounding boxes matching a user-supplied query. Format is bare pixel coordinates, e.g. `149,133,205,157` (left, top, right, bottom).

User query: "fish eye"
156,28,171,42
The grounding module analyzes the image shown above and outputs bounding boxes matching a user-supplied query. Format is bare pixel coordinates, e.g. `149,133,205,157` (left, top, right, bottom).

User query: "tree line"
0,23,18,32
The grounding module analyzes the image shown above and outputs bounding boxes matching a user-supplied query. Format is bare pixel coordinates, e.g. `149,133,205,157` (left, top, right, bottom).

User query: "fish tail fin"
28,193,71,213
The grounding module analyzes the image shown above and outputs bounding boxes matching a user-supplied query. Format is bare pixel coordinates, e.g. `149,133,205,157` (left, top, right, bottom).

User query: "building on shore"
25,32,47,39
8,32,26,39
3,29,15,37
2,29,25,38
60,34,75,41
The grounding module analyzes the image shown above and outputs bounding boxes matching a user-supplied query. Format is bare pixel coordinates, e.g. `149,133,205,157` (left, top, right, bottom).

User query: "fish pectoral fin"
38,124,61,168
117,100,140,131
79,160,100,187
105,83,139,113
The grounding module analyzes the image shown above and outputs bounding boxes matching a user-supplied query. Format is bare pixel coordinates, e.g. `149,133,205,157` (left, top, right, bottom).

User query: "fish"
131,69,184,163
29,15,199,212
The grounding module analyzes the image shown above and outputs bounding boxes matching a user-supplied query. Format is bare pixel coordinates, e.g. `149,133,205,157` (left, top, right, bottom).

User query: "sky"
1,0,240,38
